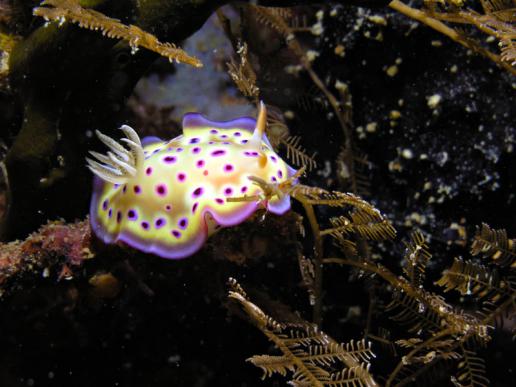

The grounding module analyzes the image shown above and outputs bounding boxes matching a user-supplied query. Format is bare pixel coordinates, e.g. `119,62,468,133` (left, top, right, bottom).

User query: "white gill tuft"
86,125,143,184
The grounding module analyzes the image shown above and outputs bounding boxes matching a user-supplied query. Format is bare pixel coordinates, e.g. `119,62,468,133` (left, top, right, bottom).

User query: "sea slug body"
87,103,297,259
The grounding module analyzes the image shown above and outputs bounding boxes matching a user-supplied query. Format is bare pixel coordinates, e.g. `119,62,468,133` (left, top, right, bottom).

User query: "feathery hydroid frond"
403,231,432,287
33,0,202,67
471,223,516,267
227,278,378,387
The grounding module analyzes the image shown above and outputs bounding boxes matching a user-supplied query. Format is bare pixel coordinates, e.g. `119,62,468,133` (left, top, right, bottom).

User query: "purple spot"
153,148,161,154
196,160,205,168
165,205,172,211
176,147,184,153
102,200,108,211
116,211,122,223
211,149,226,157
177,173,186,182
271,176,277,182
108,208,113,218
192,187,203,198
210,129,218,134
189,137,200,144
270,155,278,163
156,184,167,196
192,147,201,154
178,218,188,229
155,218,166,229
244,151,258,157
208,141,215,145
192,202,199,213
215,198,224,204
241,139,248,144
234,132,241,137
114,184,120,189
141,221,150,230
222,142,230,145
278,170,283,178
251,151,259,156
163,155,177,164
241,186,248,193
224,187,233,196
171,230,181,239
122,185,127,194
146,167,153,176
127,209,137,220
220,134,228,139
224,164,234,172
134,185,141,194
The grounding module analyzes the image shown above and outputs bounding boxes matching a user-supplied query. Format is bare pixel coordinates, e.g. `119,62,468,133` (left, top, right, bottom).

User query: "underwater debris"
33,0,202,67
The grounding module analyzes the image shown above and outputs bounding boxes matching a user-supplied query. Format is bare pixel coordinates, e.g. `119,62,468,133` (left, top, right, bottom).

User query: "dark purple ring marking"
178,218,188,230
164,155,177,164
192,187,203,198
155,218,166,229
156,184,168,196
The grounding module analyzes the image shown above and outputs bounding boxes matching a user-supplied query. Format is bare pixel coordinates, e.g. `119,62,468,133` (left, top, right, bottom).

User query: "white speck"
427,94,441,109
401,148,413,159
317,161,332,178
168,355,181,363
311,22,323,36
366,122,377,133
306,50,320,62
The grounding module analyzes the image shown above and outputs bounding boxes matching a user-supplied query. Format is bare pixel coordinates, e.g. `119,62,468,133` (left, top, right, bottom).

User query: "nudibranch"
87,103,298,259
